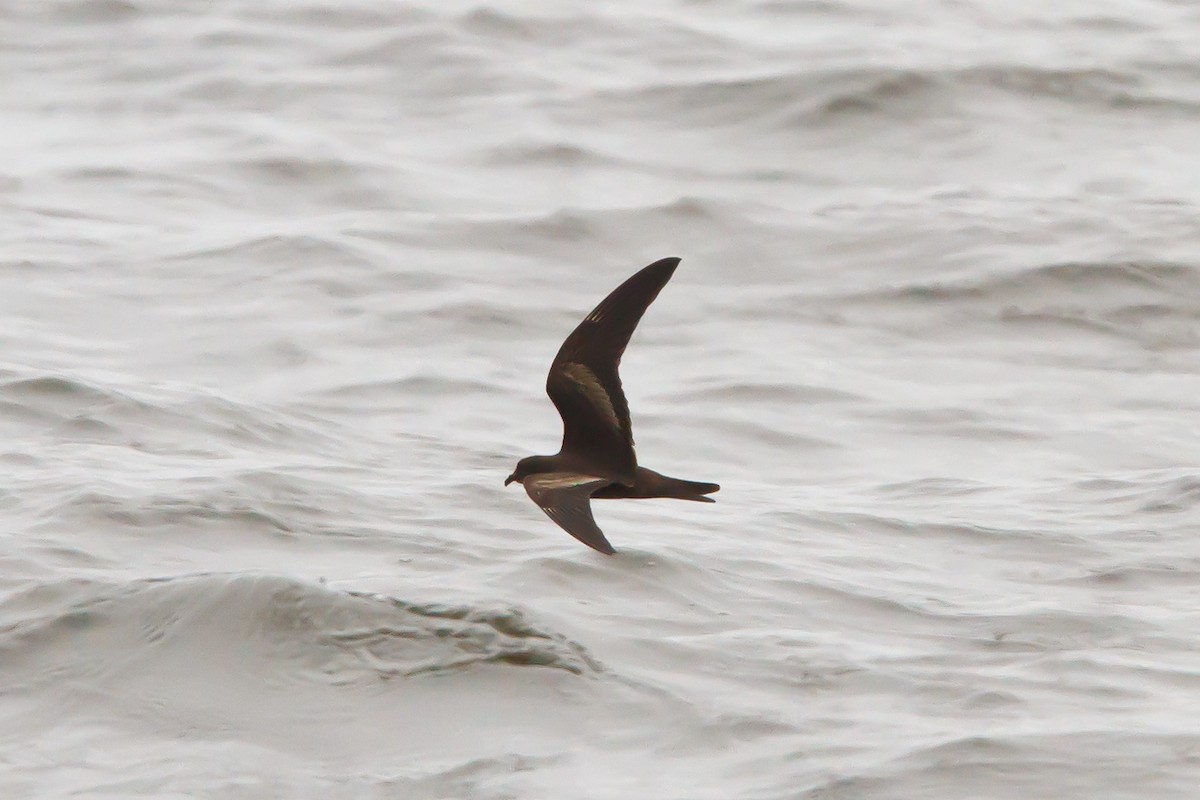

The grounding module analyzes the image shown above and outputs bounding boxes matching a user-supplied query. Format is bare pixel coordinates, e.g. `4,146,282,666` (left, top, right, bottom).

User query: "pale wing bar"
523,473,615,555
545,257,680,482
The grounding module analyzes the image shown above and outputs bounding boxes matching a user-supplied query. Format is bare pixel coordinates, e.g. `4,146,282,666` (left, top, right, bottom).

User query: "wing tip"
577,525,617,556
647,256,682,273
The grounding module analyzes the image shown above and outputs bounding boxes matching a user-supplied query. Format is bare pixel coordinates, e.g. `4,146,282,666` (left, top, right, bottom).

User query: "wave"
170,231,373,271
39,0,140,24
1058,558,1200,589
479,140,632,170
588,64,1200,132
0,368,338,453
818,260,1200,348
0,574,601,690
669,380,863,406
800,730,1198,800
391,197,747,266
873,260,1200,304
1062,470,1200,518
1136,474,1200,514
863,405,1041,442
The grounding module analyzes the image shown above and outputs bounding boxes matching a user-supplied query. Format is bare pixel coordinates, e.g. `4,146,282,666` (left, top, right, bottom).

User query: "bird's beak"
504,474,515,486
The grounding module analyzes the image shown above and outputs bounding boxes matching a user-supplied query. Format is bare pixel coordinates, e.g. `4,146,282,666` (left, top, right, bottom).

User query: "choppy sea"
2,1,1199,797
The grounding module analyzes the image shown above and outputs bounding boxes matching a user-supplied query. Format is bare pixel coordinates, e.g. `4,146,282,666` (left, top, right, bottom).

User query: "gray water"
3,1,1200,797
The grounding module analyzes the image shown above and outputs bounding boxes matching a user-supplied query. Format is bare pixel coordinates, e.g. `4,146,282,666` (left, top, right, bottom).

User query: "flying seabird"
505,256,720,554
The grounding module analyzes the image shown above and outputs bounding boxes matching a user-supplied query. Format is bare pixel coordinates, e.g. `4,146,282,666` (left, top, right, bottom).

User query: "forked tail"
592,465,715,503
591,467,720,502
666,477,720,503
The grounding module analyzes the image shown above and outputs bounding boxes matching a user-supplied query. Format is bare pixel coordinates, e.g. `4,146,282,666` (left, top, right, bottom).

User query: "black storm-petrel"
505,257,720,554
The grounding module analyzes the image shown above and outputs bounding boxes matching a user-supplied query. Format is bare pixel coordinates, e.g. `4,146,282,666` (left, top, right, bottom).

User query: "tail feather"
663,477,720,502
591,468,720,502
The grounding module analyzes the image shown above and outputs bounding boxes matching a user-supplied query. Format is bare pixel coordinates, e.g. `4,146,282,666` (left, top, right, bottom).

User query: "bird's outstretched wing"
523,472,616,555
546,257,680,484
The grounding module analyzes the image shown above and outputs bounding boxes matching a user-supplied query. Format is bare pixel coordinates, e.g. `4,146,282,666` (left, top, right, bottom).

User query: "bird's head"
504,455,550,487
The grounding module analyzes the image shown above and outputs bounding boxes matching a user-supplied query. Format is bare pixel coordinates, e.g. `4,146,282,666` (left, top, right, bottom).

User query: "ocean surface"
3,1,1199,797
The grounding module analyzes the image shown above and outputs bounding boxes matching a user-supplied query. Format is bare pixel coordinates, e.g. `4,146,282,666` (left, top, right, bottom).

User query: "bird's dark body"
506,257,720,555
